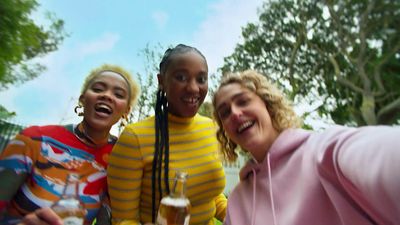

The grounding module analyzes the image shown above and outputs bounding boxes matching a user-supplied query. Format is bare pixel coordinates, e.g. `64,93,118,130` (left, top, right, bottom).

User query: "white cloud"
152,10,169,30
77,32,120,58
193,0,263,74
0,31,122,126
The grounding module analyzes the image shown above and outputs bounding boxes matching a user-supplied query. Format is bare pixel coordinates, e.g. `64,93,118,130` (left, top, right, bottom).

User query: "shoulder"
120,116,155,138
194,114,216,126
227,178,251,204
126,116,155,128
194,114,213,121
21,125,67,137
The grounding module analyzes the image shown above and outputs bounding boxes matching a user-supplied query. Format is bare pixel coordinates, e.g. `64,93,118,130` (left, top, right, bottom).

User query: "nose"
230,105,242,121
186,79,199,93
100,90,113,102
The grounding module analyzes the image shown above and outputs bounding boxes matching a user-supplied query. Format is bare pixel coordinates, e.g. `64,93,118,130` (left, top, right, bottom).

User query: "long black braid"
151,44,206,222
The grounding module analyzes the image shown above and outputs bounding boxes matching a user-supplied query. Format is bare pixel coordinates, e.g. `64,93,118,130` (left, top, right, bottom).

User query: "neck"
252,128,280,163
79,121,110,147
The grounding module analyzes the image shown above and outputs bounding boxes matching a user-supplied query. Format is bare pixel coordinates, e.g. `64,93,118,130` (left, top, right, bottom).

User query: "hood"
236,128,311,225
239,128,311,181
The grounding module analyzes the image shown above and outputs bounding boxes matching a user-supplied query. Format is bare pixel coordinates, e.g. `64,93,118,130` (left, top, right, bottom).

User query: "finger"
20,212,46,225
35,208,63,225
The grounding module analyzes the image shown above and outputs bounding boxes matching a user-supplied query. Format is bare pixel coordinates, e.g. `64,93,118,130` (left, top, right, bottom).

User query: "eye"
218,107,231,120
114,92,124,99
90,84,105,93
114,88,128,99
197,75,208,84
175,73,187,82
237,96,250,106
89,82,106,93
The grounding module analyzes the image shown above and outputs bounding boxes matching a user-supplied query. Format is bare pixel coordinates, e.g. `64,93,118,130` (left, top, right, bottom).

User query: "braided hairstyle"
151,44,207,222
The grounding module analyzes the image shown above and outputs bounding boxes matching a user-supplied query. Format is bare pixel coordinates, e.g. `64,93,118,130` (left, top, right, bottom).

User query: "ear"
157,73,163,90
78,95,84,105
125,105,131,115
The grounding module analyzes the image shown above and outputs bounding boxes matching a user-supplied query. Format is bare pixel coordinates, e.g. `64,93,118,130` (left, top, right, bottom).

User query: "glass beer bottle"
51,173,86,225
156,171,191,225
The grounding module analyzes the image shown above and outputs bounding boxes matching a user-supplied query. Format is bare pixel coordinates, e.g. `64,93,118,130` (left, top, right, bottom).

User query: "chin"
183,111,197,118
90,119,114,130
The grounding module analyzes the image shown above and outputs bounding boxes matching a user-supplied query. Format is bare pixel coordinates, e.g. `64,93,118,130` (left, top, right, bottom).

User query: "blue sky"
1,0,263,129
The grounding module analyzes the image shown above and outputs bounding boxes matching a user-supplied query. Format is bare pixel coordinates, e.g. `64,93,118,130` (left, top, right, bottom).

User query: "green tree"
198,102,213,118
221,0,400,126
126,44,164,126
0,0,66,118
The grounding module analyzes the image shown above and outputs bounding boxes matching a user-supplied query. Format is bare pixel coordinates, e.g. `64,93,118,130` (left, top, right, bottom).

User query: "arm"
319,126,400,223
0,133,33,210
95,195,112,225
222,204,232,225
214,193,227,221
107,125,144,225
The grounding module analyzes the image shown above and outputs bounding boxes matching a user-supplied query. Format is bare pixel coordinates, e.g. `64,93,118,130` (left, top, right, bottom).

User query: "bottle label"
184,215,190,225
63,216,84,225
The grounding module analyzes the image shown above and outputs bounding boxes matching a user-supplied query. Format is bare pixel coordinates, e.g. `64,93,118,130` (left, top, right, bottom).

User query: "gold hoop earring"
120,114,128,127
74,104,84,116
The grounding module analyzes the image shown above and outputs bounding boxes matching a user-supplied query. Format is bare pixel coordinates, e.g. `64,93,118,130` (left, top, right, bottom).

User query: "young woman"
0,64,140,225
212,70,400,225
108,44,227,225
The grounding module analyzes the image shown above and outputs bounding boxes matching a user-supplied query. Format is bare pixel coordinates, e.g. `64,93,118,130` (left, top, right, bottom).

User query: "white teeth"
237,121,254,133
183,97,198,104
95,103,112,114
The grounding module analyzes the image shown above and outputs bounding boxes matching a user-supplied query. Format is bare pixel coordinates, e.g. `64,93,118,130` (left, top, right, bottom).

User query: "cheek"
200,84,208,95
81,93,95,105
115,100,129,113
165,85,179,97
222,121,235,136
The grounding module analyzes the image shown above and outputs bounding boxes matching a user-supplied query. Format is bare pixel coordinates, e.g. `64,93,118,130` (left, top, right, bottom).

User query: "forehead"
90,71,128,88
215,83,247,106
166,51,208,72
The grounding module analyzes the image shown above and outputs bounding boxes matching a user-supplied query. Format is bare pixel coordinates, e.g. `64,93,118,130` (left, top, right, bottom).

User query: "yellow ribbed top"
108,114,226,225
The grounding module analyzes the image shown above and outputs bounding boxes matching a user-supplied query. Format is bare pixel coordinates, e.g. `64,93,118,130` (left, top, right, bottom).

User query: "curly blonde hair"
81,64,140,109
212,70,302,162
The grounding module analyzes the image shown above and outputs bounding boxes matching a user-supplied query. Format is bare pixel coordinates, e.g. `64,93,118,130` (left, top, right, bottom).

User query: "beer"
156,171,191,225
51,173,86,225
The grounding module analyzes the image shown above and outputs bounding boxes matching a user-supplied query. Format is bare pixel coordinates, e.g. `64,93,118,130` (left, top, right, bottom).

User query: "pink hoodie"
224,126,400,225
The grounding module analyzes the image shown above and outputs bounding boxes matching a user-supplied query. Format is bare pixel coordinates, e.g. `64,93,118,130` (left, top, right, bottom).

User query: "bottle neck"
62,174,80,198
171,172,188,198
172,178,186,197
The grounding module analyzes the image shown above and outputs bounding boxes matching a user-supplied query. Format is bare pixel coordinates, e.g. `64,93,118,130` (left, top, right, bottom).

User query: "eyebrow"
216,92,246,112
92,81,128,93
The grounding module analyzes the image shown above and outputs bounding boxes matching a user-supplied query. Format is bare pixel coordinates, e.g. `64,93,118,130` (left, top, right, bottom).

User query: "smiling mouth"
237,121,254,133
95,103,113,115
182,97,200,105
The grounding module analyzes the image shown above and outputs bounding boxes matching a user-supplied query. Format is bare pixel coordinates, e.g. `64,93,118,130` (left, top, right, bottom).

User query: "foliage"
0,0,66,91
126,44,164,124
198,102,213,118
221,0,400,126
0,105,16,120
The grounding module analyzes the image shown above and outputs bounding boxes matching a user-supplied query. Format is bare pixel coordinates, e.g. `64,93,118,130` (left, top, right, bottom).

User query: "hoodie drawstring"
251,168,257,225
267,153,278,225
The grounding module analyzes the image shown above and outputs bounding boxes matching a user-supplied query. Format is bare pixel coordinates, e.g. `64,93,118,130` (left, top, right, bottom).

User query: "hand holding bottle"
51,173,87,225
18,207,63,225
156,171,191,225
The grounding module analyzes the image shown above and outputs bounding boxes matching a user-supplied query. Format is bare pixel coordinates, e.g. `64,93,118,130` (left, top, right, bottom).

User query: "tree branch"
377,96,400,123
325,1,357,63
328,55,364,93
374,40,400,94
356,0,375,91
